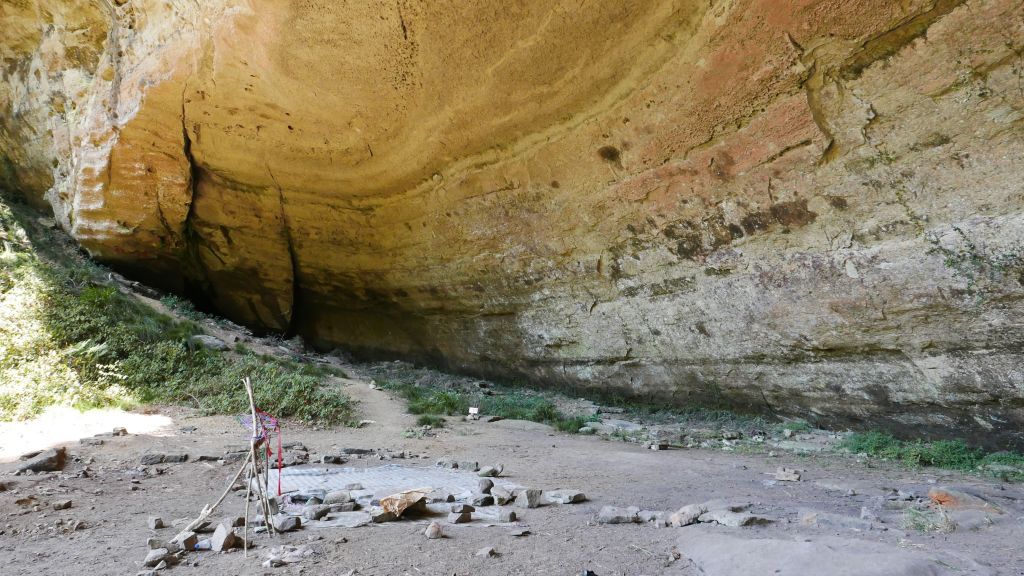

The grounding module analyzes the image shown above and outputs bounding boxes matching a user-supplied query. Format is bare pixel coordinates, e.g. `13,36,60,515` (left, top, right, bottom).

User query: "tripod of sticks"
169,377,278,557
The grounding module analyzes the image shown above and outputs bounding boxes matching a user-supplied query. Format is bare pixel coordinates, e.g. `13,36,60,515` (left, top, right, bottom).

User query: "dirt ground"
2,360,1023,576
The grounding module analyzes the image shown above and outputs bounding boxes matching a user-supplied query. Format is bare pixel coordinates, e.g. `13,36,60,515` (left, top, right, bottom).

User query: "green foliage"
841,432,1024,480
416,414,446,428
381,381,592,433
0,197,353,424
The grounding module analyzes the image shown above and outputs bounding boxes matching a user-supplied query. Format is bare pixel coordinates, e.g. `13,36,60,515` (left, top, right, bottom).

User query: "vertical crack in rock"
267,164,300,336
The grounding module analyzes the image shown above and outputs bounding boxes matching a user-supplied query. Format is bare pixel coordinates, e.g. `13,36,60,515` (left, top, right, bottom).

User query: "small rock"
112,427,128,436
188,334,228,351
52,500,72,511
321,455,346,464
638,510,669,526
458,461,480,472
546,489,586,504
478,466,500,477
370,509,397,523
80,438,104,446
140,453,165,466
273,515,302,532
147,516,164,529
170,530,198,551
490,486,513,505
162,454,188,463
357,420,375,428
451,504,475,513
323,490,353,505
448,512,472,523
211,523,240,551
669,504,706,527
143,548,169,567
698,509,772,527
146,538,169,551
303,505,331,520
578,426,596,435
515,489,542,509
476,546,499,558
424,521,444,539
509,527,530,537
721,430,742,440
598,506,639,524
472,494,495,507
773,467,801,482
478,479,494,494
928,487,1002,513
16,447,66,473
498,509,517,522
782,428,795,438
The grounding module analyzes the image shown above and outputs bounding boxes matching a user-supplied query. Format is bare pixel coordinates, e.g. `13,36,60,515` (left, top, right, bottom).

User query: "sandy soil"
2,367,1023,576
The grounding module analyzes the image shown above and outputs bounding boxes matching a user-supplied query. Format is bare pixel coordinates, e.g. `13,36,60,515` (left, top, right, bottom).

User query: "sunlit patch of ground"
0,405,173,462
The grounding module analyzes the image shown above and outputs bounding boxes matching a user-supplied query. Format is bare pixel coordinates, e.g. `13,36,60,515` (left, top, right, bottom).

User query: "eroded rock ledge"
2,0,1022,447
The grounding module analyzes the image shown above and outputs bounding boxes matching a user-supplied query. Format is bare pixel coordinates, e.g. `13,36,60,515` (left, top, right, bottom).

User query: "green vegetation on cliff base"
842,431,1024,480
0,196,353,424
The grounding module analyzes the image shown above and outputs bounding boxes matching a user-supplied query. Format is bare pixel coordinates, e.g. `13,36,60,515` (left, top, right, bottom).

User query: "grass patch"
416,414,446,428
903,507,956,533
381,381,597,433
841,431,1024,480
0,196,354,425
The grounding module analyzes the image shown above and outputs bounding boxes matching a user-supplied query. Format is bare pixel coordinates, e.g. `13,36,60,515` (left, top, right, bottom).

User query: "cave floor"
2,370,1022,575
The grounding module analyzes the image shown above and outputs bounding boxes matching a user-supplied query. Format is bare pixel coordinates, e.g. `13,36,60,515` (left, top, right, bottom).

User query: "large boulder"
2,1,1023,447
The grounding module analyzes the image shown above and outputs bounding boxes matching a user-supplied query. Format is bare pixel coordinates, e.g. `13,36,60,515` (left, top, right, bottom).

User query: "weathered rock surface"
2,1,1024,446
677,533,990,576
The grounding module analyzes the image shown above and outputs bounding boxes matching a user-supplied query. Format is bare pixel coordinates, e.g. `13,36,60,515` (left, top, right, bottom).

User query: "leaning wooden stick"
243,377,277,535
171,449,252,546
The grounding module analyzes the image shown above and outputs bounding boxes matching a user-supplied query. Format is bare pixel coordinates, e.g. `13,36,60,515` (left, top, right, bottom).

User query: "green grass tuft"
0,197,354,425
841,431,1024,480
416,414,446,428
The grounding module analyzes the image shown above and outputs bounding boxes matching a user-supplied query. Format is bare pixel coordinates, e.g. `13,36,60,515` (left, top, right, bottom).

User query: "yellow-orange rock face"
2,0,1023,447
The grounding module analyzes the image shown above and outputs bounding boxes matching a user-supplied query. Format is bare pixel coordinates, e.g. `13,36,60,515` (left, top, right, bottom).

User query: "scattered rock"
638,510,669,527
472,494,495,507
669,504,706,527
928,487,1002,513
451,504,475,513
546,489,586,504
357,420,375,428
162,454,189,463
598,506,640,524
478,479,494,494
448,511,472,523
147,516,164,529
476,546,499,558
510,528,530,537
16,447,66,473
459,461,480,472
80,438,104,446
143,548,170,567
478,465,501,477
490,486,514,505
774,467,801,482
424,521,444,539
515,489,543,509
578,426,596,435
273,515,302,532
188,334,228,351
698,509,772,527
52,500,72,511
303,505,332,521
370,509,397,523
262,544,314,567
324,490,353,505
211,523,240,551
170,530,198,551
140,453,165,466
498,509,517,522
321,455,346,464
721,430,742,440
112,427,128,436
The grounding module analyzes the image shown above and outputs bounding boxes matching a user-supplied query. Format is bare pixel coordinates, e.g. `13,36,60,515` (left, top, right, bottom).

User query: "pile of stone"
597,500,772,528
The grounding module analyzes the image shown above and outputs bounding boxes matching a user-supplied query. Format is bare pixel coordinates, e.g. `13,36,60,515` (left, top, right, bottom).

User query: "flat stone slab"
678,532,994,576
